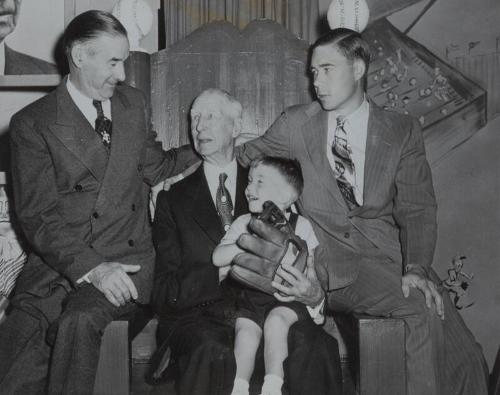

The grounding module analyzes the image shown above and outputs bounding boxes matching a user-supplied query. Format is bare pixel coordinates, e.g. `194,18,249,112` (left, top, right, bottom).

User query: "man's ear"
70,43,86,68
353,59,366,82
232,117,243,138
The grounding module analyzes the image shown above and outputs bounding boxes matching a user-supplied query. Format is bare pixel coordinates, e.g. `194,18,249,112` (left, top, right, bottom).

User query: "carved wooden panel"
150,19,311,149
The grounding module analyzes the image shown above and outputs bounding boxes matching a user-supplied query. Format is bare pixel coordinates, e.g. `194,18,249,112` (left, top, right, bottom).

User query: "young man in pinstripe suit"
234,28,489,395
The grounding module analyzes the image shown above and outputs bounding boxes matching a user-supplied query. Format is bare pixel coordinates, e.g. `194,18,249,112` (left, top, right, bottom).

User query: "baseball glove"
230,201,308,295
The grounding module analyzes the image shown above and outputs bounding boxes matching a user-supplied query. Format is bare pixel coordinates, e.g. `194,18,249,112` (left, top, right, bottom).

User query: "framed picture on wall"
1,0,64,76
0,0,68,169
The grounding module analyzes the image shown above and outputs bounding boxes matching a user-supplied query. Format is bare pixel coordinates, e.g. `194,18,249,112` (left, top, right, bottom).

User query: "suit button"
131,204,136,211
344,232,350,239
128,239,134,247
74,184,83,192
92,212,99,219
137,164,143,171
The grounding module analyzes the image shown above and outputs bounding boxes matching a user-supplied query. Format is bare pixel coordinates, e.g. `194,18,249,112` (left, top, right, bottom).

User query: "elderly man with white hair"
149,88,342,395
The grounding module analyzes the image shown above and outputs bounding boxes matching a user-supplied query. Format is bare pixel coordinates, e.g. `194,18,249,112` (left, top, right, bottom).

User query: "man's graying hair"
63,10,127,60
193,88,243,120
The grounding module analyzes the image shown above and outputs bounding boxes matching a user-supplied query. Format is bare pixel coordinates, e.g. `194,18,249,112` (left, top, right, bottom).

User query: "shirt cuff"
76,270,93,285
306,297,325,325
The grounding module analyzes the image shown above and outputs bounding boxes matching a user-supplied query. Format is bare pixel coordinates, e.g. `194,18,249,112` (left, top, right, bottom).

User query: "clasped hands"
88,262,140,307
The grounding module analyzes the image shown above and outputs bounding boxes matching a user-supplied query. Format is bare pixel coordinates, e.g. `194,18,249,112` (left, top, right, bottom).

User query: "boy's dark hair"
250,156,304,197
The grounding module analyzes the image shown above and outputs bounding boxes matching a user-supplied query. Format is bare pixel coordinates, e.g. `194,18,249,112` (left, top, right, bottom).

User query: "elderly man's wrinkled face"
190,92,238,162
0,0,21,42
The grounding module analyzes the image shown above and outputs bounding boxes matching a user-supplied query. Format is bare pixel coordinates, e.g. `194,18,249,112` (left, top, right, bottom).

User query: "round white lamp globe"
112,0,154,52
327,0,370,33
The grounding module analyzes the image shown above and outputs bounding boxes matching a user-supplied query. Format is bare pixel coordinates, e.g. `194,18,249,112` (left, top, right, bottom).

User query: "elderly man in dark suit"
150,88,342,395
234,28,489,395
0,0,58,75
0,10,195,393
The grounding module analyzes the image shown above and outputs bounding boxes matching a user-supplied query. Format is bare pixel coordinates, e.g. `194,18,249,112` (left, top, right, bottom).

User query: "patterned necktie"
92,100,112,148
216,173,233,231
332,116,359,210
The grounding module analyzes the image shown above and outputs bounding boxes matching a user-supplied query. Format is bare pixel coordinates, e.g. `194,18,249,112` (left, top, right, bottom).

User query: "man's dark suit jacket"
9,79,195,304
4,45,59,74
152,163,248,316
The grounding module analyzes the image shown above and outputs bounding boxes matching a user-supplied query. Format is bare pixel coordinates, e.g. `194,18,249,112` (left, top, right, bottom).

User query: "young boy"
213,156,320,395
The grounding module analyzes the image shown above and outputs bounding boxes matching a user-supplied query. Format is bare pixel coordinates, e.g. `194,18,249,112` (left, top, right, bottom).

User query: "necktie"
92,100,112,148
216,173,233,231
332,116,359,210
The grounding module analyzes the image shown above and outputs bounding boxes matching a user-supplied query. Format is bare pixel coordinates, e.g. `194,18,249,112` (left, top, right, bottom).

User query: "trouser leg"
284,319,343,395
0,284,68,395
328,261,444,395
428,269,489,395
47,285,136,395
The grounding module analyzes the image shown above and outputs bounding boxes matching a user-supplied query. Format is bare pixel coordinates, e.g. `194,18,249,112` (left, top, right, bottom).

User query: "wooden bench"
93,307,154,395
94,312,406,395
336,314,406,395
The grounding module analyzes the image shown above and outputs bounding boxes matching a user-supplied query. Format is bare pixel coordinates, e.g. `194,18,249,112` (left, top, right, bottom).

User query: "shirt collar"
203,159,238,181
67,77,94,109
328,97,369,134
66,77,112,123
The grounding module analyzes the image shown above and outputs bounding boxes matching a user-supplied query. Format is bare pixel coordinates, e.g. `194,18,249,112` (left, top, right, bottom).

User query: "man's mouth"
247,195,258,201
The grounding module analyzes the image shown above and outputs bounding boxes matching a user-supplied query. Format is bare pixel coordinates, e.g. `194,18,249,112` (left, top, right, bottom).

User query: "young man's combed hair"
310,28,371,86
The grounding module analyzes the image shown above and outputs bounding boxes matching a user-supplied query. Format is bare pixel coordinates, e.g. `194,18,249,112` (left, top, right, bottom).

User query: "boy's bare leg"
262,307,299,395
232,317,262,395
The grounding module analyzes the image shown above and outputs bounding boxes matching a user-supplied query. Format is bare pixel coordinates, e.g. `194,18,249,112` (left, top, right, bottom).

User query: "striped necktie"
331,116,359,210
92,100,112,148
216,173,233,231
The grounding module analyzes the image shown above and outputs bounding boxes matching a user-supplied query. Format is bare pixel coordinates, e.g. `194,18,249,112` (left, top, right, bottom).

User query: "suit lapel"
49,80,108,181
302,104,347,209
351,104,393,214
95,88,139,209
189,166,225,245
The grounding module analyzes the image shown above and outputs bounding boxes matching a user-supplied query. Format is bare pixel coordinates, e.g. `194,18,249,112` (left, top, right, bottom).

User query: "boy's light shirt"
218,212,325,324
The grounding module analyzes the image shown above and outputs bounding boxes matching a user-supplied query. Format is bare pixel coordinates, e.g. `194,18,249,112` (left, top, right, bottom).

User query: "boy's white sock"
231,377,250,395
260,374,283,395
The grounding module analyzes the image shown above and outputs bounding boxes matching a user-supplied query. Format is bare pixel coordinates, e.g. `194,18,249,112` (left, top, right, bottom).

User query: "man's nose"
312,73,320,89
195,117,207,132
114,63,126,82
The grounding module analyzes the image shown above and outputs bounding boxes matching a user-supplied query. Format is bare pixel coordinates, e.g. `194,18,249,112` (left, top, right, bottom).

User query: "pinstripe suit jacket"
236,101,437,290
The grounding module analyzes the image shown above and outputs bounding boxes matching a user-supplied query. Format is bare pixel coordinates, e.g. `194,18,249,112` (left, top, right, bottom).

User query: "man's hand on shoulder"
88,262,140,307
402,267,444,320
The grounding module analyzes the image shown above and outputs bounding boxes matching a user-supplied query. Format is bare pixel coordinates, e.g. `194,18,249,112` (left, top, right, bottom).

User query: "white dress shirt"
327,99,370,206
203,159,238,213
66,78,112,125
